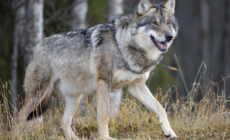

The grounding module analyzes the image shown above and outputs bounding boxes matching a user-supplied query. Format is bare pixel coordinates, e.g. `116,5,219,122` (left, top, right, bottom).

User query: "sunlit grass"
0,76,229,139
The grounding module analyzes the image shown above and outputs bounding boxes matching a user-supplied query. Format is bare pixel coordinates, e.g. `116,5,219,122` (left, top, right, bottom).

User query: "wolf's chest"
111,69,150,91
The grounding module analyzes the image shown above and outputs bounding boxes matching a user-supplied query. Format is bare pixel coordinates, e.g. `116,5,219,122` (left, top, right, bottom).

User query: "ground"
0,81,229,140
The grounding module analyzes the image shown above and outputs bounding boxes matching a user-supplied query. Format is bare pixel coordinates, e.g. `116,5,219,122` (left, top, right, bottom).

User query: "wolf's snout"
165,33,173,42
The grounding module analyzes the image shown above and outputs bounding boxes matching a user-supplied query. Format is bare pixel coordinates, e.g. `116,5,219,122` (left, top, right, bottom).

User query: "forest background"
0,0,230,115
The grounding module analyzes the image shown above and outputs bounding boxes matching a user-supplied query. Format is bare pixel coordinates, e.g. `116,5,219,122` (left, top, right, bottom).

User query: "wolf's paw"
162,129,177,139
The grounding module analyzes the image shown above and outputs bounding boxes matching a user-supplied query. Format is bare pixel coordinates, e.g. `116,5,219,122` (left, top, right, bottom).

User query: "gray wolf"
18,0,179,139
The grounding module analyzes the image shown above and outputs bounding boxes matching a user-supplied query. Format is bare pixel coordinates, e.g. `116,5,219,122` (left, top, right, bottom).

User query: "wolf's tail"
27,91,53,120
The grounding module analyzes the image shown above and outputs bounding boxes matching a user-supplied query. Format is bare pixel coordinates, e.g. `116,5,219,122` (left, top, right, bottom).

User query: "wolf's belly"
53,64,97,95
56,75,97,96
53,66,150,95
57,78,97,96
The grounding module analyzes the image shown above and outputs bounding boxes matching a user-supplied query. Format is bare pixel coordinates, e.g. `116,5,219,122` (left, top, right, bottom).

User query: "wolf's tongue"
156,42,162,47
156,42,167,49
162,42,167,49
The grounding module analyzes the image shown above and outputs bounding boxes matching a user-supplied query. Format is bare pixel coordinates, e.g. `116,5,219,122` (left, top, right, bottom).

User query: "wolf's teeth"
154,38,157,42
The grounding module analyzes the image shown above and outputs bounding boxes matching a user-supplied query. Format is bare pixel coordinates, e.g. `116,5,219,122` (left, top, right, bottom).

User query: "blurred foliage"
0,0,13,83
44,0,71,36
87,0,107,26
147,47,178,94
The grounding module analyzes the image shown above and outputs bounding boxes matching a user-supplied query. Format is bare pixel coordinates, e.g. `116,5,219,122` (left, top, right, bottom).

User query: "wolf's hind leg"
18,62,52,122
18,89,51,121
129,84,177,139
61,94,82,140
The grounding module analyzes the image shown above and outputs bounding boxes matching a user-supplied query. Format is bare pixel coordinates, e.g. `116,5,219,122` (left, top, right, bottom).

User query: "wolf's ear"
161,0,175,14
137,0,153,15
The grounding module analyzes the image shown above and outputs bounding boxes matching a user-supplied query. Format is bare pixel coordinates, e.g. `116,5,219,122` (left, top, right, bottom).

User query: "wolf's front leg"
129,84,177,139
97,80,116,140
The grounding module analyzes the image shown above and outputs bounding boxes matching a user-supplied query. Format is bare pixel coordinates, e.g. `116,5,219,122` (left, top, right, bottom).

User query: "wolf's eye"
167,21,171,25
152,22,158,26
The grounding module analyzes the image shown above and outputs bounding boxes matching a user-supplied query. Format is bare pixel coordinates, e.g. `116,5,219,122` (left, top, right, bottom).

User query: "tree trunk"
24,0,44,70
71,0,88,30
222,0,230,97
199,0,227,98
124,0,138,13
173,0,229,99
107,0,123,22
11,0,26,118
200,0,211,97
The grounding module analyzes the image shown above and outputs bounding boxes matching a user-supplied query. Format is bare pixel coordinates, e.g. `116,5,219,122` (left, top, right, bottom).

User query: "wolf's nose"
165,33,173,42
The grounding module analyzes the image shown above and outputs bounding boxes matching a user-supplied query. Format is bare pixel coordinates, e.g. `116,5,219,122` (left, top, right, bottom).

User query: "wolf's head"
127,0,178,53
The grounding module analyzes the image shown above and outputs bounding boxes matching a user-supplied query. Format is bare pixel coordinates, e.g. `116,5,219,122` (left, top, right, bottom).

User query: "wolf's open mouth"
150,35,168,52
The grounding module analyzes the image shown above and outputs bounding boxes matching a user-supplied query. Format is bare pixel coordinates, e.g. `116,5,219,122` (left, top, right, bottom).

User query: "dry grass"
0,79,229,140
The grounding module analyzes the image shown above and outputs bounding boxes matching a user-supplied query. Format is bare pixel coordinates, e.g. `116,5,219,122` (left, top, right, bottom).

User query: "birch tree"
24,0,44,70
71,0,88,30
11,0,26,118
11,0,44,118
107,0,123,22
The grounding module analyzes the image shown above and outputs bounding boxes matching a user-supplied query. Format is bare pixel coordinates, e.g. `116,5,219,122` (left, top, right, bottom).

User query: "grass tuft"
0,77,229,139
